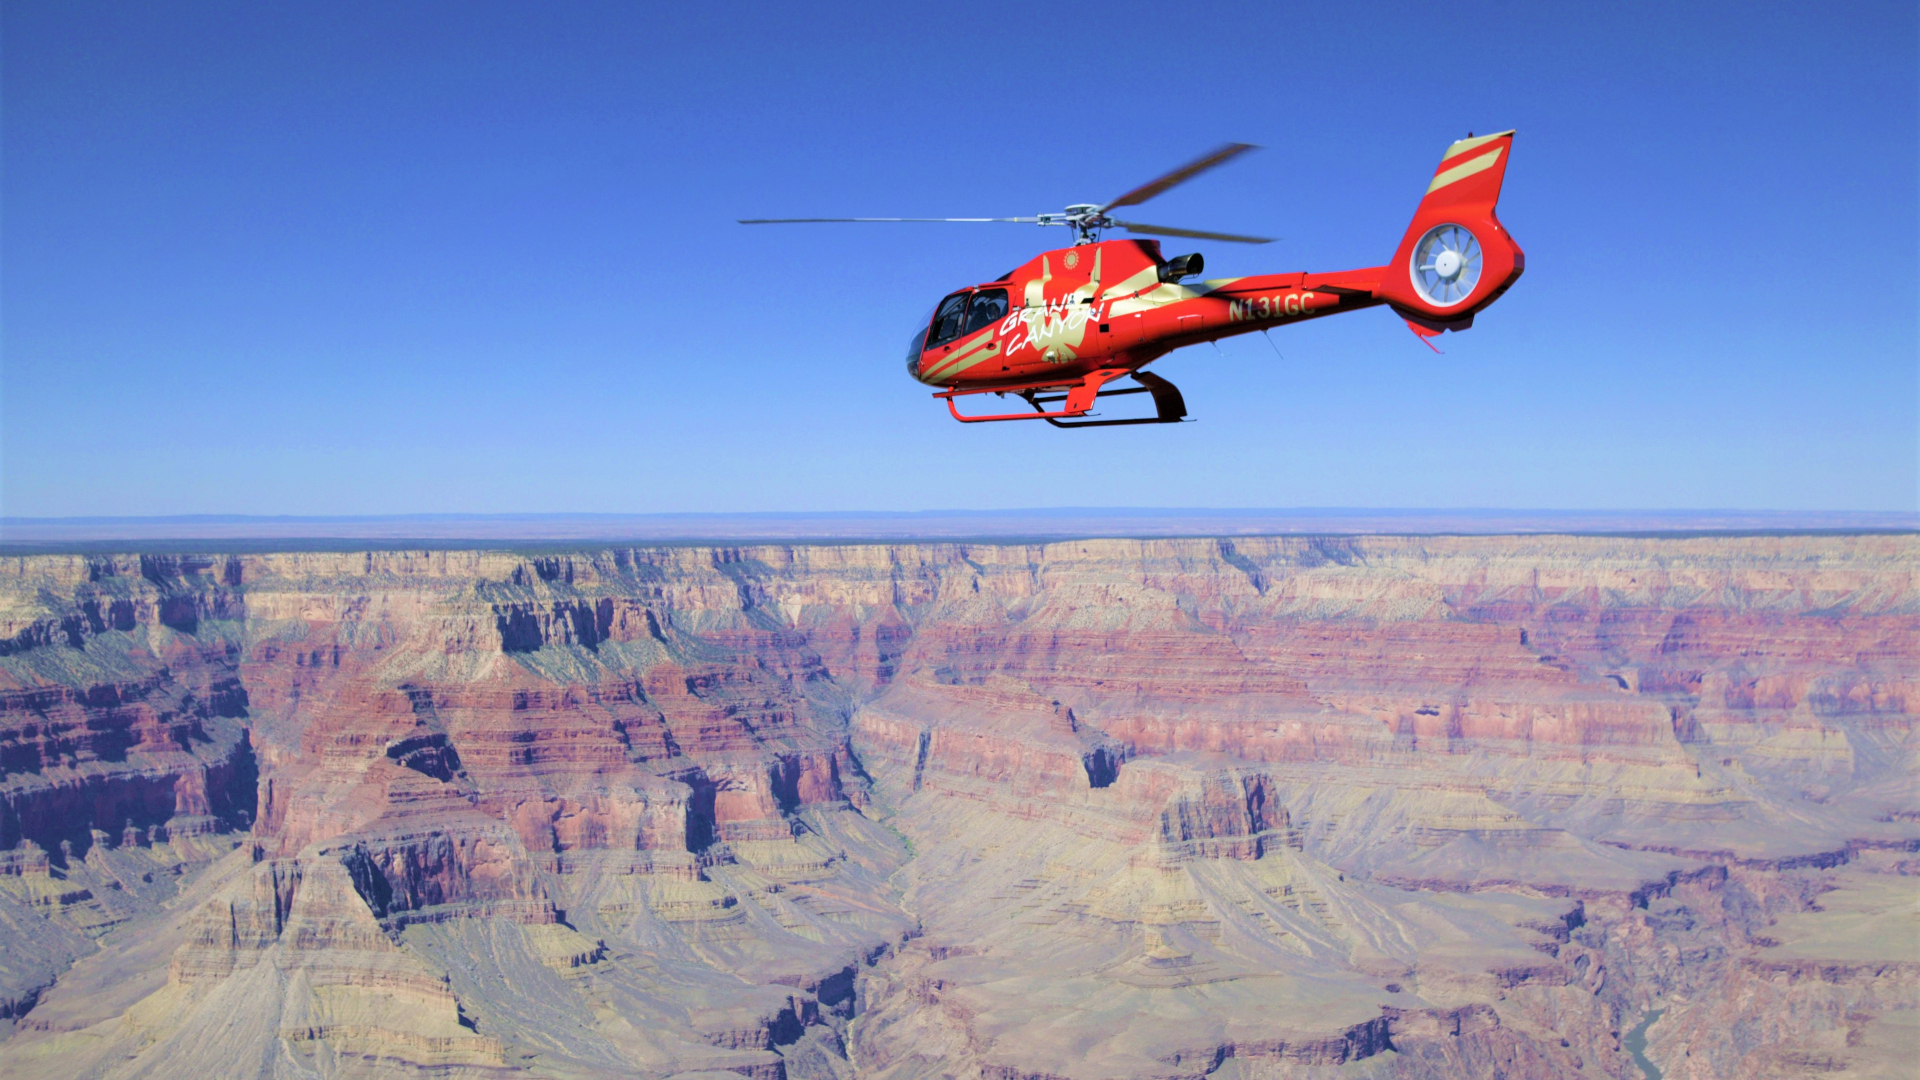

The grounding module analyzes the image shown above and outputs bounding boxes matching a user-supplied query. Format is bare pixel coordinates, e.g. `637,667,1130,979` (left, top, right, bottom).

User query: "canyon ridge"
0,534,1912,1079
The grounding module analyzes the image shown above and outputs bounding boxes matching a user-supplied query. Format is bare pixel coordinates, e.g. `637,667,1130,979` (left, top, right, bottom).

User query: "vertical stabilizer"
1374,131,1524,329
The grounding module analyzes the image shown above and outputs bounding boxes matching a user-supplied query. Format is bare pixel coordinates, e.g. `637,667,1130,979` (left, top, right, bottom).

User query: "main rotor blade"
1111,219,1276,244
1099,143,1258,213
737,217,1040,224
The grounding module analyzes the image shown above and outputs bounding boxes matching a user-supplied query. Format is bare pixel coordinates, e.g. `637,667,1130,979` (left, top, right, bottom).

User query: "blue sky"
3,1,1914,516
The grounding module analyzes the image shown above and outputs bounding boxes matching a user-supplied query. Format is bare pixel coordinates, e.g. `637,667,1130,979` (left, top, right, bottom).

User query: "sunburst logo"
1063,251,1080,269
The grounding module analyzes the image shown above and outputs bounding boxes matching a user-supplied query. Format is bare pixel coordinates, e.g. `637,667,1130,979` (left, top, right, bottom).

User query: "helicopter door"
962,288,1011,370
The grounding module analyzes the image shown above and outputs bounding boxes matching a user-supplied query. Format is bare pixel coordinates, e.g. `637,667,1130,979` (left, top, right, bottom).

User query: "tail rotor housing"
1375,131,1524,328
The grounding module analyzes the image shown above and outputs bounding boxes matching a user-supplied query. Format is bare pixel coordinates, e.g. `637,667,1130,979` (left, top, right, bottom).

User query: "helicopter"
741,132,1523,427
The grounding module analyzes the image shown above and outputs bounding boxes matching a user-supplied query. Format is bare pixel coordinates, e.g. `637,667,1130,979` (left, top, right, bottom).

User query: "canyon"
0,534,1910,1079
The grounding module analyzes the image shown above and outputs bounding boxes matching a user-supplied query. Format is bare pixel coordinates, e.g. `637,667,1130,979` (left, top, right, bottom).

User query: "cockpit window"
927,292,970,349
964,288,1009,335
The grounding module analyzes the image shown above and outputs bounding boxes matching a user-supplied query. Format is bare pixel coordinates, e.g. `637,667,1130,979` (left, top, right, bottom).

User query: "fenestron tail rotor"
739,144,1272,246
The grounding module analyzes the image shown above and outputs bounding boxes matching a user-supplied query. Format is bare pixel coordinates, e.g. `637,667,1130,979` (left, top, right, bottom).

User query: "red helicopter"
742,132,1522,427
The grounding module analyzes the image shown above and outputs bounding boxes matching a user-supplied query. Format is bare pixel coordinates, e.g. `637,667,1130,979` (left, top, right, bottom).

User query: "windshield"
905,301,939,362
926,292,971,349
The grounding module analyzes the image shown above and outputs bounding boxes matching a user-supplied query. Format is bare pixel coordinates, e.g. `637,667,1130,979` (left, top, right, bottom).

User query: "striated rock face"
0,535,1911,1077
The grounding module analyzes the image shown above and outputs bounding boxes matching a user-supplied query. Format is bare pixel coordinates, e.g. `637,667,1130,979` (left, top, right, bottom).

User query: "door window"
963,289,1009,336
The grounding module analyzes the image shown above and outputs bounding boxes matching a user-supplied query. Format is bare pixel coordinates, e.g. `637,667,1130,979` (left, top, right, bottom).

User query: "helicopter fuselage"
907,238,1393,391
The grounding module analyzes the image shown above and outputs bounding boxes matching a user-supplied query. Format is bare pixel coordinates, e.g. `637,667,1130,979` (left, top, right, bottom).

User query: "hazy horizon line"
6,507,1916,525
1,507,1912,555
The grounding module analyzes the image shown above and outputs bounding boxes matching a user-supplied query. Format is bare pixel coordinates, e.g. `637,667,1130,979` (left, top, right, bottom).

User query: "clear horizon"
4,1,1915,516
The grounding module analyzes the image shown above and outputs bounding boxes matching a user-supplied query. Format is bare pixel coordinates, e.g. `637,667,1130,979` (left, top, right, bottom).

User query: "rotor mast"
1038,205,1110,245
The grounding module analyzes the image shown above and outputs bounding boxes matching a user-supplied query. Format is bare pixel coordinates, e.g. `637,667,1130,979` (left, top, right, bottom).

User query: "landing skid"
937,369,1189,427
1022,371,1188,428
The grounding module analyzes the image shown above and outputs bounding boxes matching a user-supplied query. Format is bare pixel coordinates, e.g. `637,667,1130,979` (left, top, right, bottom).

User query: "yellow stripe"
1426,146,1504,195
1439,129,1514,163
922,338,992,381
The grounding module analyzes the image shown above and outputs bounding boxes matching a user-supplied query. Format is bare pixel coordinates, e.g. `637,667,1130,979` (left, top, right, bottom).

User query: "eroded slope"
0,536,1911,1079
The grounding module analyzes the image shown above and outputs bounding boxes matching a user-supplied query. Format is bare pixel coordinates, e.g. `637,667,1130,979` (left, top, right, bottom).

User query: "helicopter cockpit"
906,288,1010,380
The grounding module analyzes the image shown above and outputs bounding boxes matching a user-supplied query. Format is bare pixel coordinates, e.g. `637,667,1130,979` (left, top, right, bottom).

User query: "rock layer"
0,535,1911,1077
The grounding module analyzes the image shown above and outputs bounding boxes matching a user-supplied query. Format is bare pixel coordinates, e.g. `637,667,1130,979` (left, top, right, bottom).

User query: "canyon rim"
0,533,1912,1079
